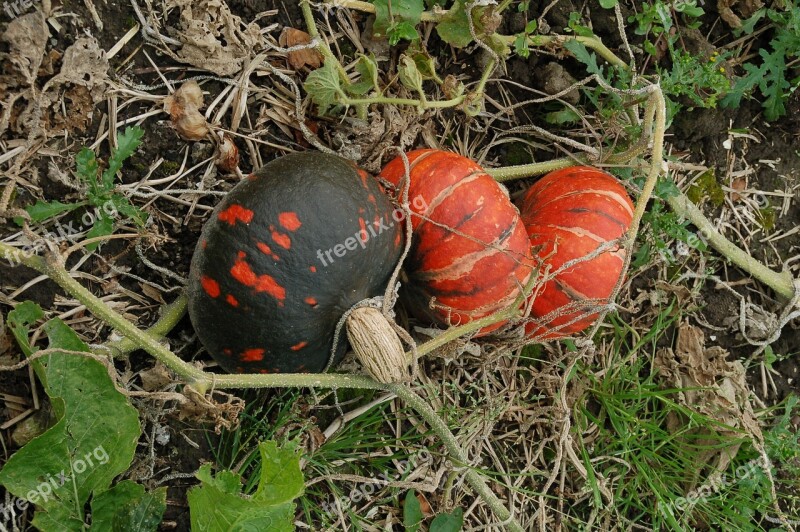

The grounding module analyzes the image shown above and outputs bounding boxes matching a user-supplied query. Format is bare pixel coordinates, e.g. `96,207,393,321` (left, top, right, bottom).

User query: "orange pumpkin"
518,166,634,339
379,149,534,335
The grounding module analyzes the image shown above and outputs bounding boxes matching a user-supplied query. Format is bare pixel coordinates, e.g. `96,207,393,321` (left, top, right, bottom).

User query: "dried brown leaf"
279,27,323,70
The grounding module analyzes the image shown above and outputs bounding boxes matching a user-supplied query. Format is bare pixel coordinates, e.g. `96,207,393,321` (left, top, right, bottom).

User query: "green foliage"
304,60,345,114
18,126,148,251
686,168,725,207
633,201,708,268
188,441,304,531
722,5,800,120
372,0,424,45
0,304,152,531
403,490,464,531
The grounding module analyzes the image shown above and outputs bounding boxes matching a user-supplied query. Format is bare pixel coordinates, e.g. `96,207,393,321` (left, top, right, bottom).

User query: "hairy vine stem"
0,240,525,530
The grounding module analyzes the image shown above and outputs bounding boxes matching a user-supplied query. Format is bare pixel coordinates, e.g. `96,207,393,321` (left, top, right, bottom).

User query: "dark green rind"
187,152,404,374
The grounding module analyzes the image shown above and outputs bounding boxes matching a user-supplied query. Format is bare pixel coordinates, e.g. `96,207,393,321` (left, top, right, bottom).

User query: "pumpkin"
379,149,533,335
518,166,634,339
188,152,404,374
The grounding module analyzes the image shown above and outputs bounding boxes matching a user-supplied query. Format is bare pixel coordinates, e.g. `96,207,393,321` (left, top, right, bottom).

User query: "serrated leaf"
372,0,424,39
84,213,115,252
436,0,473,48
90,481,166,532
563,39,604,78
403,490,424,531
19,200,84,225
304,61,344,114
0,319,141,532
75,147,98,184
430,507,464,532
102,127,144,191
110,194,148,227
188,441,303,532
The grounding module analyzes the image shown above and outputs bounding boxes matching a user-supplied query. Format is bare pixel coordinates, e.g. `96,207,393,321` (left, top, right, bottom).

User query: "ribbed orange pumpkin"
518,166,634,339
379,149,534,335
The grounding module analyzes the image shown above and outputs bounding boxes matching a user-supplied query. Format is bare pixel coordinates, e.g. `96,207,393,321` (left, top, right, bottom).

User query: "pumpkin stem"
347,307,411,383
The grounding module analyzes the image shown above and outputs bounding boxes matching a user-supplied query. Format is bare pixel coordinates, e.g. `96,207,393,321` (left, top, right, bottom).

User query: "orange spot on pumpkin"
304,296,317,306
226,294,239,307
218,204,254,226
271,230,291,250
200,276,221,298
240,348,265,362
359,217,367,235
291,341,308,351
309,266,317,273
201,239,208,249
259,369,270,374
257,242,273,256
223,348,232,356
230,254,286,302
278,212,302,231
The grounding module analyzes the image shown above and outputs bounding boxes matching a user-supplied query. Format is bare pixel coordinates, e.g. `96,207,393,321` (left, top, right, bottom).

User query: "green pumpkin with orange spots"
188,152,404,374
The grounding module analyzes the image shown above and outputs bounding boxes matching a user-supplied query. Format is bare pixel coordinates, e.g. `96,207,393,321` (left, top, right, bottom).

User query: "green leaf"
403,490,424,531
84,212,115,251
430,507,464,532
436,0,473,47
6,301,44,357
253,441,304,506
598,0,617,8
0,319,141,531
101,126,144,192
75,147,99,184
188,441,303,532
304,60,344,115
372,0,424,40
399,54,425,95
18,200,83,225
110,194,148,227
90,481,166,532
563,39,603,78
389,21,420,45
347,54,381,96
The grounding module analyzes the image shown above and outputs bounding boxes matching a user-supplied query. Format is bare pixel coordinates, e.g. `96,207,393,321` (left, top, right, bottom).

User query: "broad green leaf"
0,319,141,532
102,126,144,191
372,0,424,39
304,61,344,114
84,212,115,251
403,490,424,531
430,507,464,532
253,441,304,506
410,49,441,82
599,0,617,7
90,480,166,532
389,21,420,45
18,200,83,225
188,441,303,532
436,0,473,48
